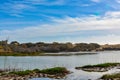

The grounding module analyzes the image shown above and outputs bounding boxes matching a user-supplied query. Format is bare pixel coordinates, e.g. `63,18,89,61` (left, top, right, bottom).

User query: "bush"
33,69,40,73
40,67,68,74
9,67,69,76
82,63,120,68
101,73,120,79
10,70,32,76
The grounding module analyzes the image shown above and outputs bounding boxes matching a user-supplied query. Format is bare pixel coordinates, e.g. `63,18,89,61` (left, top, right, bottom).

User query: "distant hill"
99,44,120,51
0,40,120,54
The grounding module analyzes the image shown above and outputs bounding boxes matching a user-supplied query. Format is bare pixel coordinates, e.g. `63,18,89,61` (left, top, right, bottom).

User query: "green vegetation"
75,63,120,72
33,69,40,73
0,67,70,79
101,73,120,79
0,52,97,56
0,40,101,55
0,52,44,56
81,63,120,68
9,70,32,76
8,67,69,76
1,40,120,56
40,67,69,75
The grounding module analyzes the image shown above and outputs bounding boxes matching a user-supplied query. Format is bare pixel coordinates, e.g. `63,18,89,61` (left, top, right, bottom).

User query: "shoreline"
75,63,120,72
0,67,70,80
1,50,120,56
0,52,98,56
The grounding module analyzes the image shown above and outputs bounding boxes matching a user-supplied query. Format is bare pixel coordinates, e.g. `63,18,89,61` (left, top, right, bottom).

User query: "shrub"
82,63,120,68
10,70,32,76
101,73,120,79
40,67,68,74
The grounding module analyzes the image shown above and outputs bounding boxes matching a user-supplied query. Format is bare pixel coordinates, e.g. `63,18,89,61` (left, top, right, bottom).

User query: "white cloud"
105,11,120,18
1,11,120,44
0,0,65,16
0,2,34,15
57,34,120,44
84,34,120,44
27,0,65,5
116,0,120,3
91,0,101,3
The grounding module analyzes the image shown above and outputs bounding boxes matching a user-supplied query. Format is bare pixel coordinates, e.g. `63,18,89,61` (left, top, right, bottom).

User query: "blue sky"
0,0,120,44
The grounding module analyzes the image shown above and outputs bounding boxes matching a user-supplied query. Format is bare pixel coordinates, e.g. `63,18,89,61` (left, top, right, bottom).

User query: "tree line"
8,41,100,53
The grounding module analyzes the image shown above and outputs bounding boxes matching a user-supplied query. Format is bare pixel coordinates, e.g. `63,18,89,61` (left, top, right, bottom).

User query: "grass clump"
33,69,40,73
40,67,69,75
82,63,120,68
101,73,120,79
9,70,33,76
8,67,69,76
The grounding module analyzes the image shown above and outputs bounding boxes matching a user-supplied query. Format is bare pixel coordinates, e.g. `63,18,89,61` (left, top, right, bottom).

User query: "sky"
0,0,120,44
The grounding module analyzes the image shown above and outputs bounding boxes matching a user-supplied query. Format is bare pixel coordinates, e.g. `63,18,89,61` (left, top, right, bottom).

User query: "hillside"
0,40,120,54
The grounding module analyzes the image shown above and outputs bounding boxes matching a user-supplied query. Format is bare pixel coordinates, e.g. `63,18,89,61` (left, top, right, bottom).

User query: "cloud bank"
0,11,120,44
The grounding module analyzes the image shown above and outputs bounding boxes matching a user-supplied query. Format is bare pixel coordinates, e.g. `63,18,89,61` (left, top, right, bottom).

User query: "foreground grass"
39,67,69,74
75,63,120,72
81,63,120,68
8,67,69,76
0,67,70,79
9,70,33,76
101,73,120,79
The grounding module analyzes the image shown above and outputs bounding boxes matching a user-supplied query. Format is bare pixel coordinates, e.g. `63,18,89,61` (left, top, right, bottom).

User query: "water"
0,51,120,80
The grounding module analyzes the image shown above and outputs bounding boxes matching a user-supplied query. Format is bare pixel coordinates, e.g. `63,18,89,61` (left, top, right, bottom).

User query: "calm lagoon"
1,51,120,80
